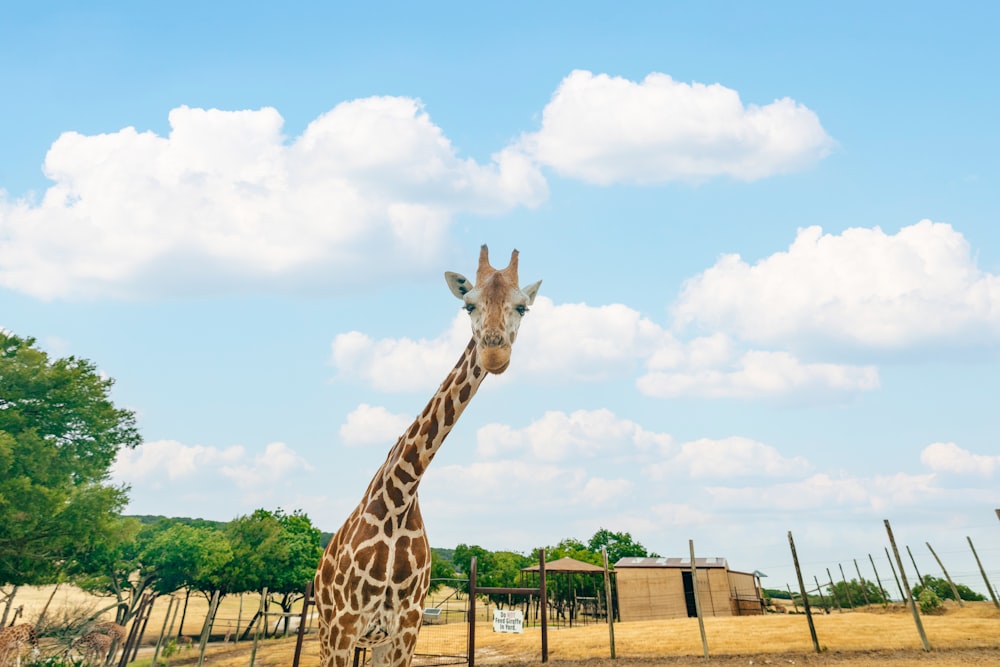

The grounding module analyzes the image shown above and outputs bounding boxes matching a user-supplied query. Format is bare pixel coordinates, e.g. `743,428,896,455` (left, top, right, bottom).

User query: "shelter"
614,557,763,621
521,556,608,625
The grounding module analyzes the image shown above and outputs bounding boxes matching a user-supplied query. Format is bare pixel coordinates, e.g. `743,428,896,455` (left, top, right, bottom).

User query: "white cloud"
706,472,939,512
578,477,634,507
517,297,668,380
330,316,468,392
112,439,244,482
0,99,546,300
331,298,879,401
920,442,1000,476
221,441,313,488
476,408,673,462
519,70,833,185
426,459,585,499
340,403,413,447
673,220,1000,348
638,348,879,398
647,436,812,479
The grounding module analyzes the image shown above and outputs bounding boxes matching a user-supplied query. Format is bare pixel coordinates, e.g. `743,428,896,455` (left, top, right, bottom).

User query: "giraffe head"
445,245,541,374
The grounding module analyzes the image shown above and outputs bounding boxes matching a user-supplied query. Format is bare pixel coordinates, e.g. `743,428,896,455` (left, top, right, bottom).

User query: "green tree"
913,575,986,602
143,522,233,596
587,528,657,565
429,550,458,593
826,578,886,607
224,509,322,637
0,332,141,587
70,517,157,624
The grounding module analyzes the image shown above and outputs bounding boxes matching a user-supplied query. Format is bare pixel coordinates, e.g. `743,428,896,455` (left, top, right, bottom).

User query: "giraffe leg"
370,631,419,667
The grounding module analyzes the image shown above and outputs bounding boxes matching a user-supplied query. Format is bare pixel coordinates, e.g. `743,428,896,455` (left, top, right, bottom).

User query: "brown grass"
8,586,1000,667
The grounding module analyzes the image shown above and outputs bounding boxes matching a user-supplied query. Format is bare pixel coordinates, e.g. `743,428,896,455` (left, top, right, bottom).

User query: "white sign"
492,609,524,634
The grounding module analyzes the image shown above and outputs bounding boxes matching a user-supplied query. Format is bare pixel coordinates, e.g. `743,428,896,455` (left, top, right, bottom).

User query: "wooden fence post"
152,595,176,666
967,536,999,609
601,547,616,659
852,559,871,606
813,576,828,611
787,531,821,653
906,545,926,585
196,590,221,667
868,554,888,604
838,564,855,610
689,540,709,658
926,542,963,607
249,588,267,667
785,584,799,613
825,569,842,612
884,547,904,600
885,519,931,651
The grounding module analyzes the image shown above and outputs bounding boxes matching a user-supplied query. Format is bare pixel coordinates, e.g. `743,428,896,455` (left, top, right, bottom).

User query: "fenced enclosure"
3,513,997,666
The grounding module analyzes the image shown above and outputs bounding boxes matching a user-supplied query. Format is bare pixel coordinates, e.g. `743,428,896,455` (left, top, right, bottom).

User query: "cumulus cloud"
476,408,673,462
330,315,468,392
638,347,879,399
519,70,833,184
331,297,876,401
426,459,586,499
647,436,812,479
673,220,1000,348
113,438,312,494
0,99,546,300
221,441,313,488
340,403,414,446
112,439,244,482
920,442,1000,476
706,472,939,511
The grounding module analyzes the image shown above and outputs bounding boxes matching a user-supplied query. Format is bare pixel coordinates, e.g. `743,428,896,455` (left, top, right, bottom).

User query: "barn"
613,557,763,621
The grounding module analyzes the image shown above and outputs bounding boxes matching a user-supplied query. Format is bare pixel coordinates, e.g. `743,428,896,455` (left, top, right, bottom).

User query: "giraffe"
314,245,541,667
90,622,127,663
69,632,112,666
0,624,38,667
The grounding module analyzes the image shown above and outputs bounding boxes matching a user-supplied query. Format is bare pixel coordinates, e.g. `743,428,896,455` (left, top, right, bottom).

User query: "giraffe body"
70,632,112,666
315,246,540,667
90,622,126,644
0,624,38,667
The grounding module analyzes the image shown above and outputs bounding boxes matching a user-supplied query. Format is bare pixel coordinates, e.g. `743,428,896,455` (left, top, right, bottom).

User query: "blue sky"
2,2,999,597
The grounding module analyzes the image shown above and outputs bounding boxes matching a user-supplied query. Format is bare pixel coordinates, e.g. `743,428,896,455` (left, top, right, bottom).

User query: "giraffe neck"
362,337,485,511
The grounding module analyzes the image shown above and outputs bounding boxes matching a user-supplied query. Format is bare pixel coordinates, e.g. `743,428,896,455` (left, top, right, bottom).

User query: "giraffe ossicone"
315,245,541,667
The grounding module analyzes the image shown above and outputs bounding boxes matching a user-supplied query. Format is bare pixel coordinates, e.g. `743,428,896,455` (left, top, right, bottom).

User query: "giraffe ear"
445,272,472,299
521,280,542,305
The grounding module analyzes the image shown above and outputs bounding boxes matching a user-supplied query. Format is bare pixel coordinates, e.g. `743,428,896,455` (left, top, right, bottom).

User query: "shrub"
917,588,943,614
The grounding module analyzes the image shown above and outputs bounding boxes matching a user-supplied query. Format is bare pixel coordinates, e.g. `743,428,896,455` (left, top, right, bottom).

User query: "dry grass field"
7,585,999,667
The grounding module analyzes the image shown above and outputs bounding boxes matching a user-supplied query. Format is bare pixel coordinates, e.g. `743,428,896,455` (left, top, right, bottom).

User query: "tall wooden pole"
813,576,828,611
838,563,855,609
885,520,931,651
689,540,709,658
601,547,616,660
787,531,821,653
825,569,841,611
853,559,871,606
967,536,999,609
906,545,925,585
868,553,888,603
926,542,963,607
885,547,904,600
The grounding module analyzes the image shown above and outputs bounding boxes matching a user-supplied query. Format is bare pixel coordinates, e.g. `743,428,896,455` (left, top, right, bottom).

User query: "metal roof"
614,557,729,569
521,556,606,573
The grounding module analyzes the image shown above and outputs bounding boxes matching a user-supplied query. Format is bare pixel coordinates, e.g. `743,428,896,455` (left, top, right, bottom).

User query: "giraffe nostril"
481,331,504,348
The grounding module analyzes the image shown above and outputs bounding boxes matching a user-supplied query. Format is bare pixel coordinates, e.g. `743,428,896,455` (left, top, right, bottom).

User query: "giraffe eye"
465,303,475,313
516,305,528,316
